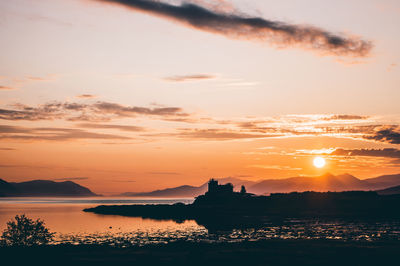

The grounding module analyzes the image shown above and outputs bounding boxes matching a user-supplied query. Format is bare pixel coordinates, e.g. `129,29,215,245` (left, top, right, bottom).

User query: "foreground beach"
1,239,399,265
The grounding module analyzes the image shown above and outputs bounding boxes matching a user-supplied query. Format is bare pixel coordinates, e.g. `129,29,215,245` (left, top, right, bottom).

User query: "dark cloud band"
331,148,400,158
96,0,372,57
364,128,400,144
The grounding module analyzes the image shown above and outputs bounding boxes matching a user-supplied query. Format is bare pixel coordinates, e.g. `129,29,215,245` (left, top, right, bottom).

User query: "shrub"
1,214,55,246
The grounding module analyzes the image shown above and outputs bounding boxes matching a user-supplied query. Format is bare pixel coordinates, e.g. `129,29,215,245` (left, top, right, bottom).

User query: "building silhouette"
206,179,234,195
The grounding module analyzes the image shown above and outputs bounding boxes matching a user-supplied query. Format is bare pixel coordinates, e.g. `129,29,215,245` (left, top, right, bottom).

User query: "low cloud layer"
1,106,398,144
175,128,274,140
0,101,188,122
96,0,372,57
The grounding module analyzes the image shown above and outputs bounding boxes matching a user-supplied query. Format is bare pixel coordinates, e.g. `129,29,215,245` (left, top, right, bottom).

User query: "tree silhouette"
240,185,247,194
1,214,54,246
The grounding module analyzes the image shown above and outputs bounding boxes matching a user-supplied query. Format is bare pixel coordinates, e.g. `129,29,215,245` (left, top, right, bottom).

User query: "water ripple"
53,219,400,247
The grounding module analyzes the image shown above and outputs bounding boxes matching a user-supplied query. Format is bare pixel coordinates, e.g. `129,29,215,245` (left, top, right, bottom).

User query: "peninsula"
84,179,400,229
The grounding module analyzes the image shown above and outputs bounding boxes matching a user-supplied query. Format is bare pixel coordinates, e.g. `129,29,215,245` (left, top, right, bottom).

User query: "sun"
313,157,326,168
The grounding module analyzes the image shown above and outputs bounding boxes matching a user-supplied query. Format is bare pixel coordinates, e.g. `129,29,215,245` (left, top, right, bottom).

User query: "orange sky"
0,0,399,195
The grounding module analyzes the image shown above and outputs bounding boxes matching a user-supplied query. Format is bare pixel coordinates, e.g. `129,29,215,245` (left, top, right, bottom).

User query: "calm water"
1,197,400,246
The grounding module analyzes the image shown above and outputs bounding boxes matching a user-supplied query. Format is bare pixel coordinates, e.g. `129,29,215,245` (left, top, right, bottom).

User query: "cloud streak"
0,101,188,122
96,0,372,57
0,125,131,141
52,177,90,181
77,123,146,132
1,105,398,144
331,148,400,158
0,86,16,90
323,115,369,121
147,171,181,175
76,94,97,99
363,127,400,144
163,74,215,82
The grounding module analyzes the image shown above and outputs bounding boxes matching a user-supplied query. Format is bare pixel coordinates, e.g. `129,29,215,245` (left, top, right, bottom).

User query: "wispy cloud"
14,74,56,85
26,76,53,82
387,63,397,72
175,128,274,140
0,102,398,145
0,147,16,151
0,74,57,90
111,179,136,183
52,177,90,181
77,123,146,132
76,94,97,99
137,113,400,143
0,125,131,141
322,115,369,121
95,0,372,57
0,101,188,122
147,171,181,175
25,14,73,27
249,164,302,171
163,74,216,82
0,86,16,90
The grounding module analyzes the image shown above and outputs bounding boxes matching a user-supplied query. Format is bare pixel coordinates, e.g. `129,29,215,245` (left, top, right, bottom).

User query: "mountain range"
119,173,400,198
119,177,254,198
0,179,98,197
2,173,400,198
376,185,400,195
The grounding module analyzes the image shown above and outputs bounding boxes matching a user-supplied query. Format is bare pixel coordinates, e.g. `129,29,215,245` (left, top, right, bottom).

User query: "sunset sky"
0,0,399,195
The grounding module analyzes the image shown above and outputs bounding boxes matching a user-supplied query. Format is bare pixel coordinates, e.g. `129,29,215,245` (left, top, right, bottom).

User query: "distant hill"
363,174,400,189
248,173,371,195
118,173,400,198
119,177,256,198
120,184,208,198
376,185,400,195
250,173,400,195
0,179,98,197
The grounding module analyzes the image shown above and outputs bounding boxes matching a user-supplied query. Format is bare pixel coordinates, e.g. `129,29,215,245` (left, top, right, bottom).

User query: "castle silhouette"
206,179,249,196
192,179,253,207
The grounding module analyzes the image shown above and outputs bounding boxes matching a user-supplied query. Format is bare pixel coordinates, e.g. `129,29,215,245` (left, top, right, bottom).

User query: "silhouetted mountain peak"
319,172,335,178
336,173,360,181
0,179,98,197
317,173,337,181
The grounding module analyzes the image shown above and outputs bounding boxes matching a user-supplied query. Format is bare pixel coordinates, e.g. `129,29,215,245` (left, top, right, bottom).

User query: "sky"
0,0,399,195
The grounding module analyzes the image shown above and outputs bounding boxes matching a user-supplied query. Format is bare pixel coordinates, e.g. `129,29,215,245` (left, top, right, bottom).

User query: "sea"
1,197,400,246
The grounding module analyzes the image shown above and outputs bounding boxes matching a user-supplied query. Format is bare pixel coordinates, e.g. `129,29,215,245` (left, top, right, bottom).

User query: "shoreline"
1,239,399,265
84,191,400,231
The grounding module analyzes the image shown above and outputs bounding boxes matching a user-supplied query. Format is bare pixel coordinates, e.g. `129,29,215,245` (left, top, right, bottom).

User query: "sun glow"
313,157,326,168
